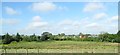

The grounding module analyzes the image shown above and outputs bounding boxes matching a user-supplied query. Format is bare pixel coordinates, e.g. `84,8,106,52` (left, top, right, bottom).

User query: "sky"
1,2,118,35
2,0,120,2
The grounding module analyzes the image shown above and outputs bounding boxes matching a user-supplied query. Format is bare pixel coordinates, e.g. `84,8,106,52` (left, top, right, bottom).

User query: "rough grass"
0,41,119,53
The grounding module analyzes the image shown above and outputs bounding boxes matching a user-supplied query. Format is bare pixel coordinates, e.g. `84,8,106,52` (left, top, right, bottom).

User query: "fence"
0,48,118,53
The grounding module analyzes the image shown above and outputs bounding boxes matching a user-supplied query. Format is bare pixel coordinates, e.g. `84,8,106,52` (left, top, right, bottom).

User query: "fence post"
15,48,17,53
26,48,28,55
38,48,39,55
4,48,6,55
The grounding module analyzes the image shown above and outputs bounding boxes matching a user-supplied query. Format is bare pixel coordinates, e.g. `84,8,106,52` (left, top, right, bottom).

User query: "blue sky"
2,0,120,2
1,2,118,35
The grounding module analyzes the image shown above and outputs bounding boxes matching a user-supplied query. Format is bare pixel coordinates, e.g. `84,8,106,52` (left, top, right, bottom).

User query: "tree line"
1,31,120,44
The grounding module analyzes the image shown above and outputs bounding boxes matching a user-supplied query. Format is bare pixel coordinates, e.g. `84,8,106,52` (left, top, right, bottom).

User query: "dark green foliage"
98,32,109,42
23,36,32,42
0,35,2,40
98,32,119,43
117,30,120,36
14,33,23,42
2,35,5,39
1,31,120,44
114,37,120,43
66,37,72,40
116,30,120,43
37,36,42,42
53,36,59,41
2,33,13,44
30,33,37,41
41,32,52,41
60,33,65,36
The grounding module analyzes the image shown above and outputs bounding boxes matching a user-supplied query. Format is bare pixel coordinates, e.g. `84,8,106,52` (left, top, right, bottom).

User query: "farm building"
79,35,87,38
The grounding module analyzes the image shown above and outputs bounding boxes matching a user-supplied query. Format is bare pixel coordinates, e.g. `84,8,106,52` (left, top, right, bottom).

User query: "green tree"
58,33,65,36
49,33,54,40
61,33,65,36
14,33,22,42
23,36,32,42
114,37,120,43
37,36,42,42
98,32,109,42
115,31,120,43
41,32,52,41
117,30,120,36
2,35,5,40
30,33,37,41
79,32,83,36
2,33,13,44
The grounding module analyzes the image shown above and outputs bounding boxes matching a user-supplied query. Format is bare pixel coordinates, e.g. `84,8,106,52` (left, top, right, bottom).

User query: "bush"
114,37,120,43
23,37,32,42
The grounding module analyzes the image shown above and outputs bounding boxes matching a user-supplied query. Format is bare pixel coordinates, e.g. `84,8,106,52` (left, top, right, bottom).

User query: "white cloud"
18,15,118,34
85,23,99,28
93,12,107,20
84,22,117,34
46,19,82,34
110,15,118,22
31,2,56,12
18,15,118,35
105,15,118,24
83,3,105,12
23,16,48,31
30,2,68,12
58,19,73,26
5,7,18,15
1,18,20,25
31,22,48,28
58,19,81,28
58,6,68,11
32,16,41,22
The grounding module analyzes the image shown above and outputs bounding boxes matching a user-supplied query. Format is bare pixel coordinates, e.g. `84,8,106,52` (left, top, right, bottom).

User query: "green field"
0,41,119,53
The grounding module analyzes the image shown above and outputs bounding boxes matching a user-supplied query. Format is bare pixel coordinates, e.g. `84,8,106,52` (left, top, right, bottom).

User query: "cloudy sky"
1,2,118,35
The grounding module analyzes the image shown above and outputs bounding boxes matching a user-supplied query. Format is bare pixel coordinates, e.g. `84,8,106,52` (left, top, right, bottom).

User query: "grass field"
0,41,119,53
